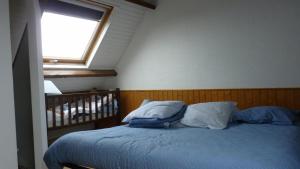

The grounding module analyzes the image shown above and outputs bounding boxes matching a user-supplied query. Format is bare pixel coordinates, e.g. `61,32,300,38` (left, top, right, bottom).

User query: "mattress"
44,123,300,169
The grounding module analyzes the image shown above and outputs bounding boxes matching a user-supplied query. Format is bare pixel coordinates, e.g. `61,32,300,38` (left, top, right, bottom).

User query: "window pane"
41,12,98,60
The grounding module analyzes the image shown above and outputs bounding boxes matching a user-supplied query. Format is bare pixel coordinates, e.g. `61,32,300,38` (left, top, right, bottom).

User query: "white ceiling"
89,0,148,69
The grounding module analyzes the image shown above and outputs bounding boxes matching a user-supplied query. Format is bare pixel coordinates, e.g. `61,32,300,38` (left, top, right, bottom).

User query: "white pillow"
122,101,184,123
180,102,237,129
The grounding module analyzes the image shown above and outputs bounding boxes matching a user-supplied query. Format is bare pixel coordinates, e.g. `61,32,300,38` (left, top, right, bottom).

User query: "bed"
45,88,121,131
44,123,300,169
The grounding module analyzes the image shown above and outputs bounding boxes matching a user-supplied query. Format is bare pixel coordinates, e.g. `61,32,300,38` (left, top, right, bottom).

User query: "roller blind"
41,0,104,21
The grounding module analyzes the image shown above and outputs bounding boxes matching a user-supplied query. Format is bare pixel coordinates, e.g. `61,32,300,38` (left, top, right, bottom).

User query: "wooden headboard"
120,88,300,118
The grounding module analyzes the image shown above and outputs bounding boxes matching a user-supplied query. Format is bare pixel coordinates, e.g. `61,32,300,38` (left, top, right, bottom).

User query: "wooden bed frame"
45,88,121,144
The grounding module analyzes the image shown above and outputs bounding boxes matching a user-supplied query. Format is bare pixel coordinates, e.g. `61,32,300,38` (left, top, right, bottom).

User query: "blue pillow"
129,105,187,128
233,106,295,125
123,101,185,123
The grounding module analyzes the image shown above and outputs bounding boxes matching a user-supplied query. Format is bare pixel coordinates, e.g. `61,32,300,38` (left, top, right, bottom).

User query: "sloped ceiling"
10,0,149,68
88,0,148,69
10,0,152,92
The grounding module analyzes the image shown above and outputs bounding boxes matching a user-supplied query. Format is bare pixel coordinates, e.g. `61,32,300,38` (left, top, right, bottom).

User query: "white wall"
26,0,48,168
49,77,107,92
88,0,146,69
112,0,300,90
10,0,48,168
0,0,18,168
13,29,35,169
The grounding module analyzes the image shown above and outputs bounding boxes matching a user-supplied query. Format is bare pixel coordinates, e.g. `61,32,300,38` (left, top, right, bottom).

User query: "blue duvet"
44,124,300,169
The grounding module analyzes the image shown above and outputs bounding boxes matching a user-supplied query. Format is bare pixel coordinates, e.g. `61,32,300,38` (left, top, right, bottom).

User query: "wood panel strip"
82,95,86,122
89,95,92,121
120,88,300,118
45,95,49,128
52,97,56,128
100,95,104,119
106,94,110,117
67,96,72,125
75,96,79,124
112,93,115,115
60,96,64,126
95,95,99,120
44,69,117,78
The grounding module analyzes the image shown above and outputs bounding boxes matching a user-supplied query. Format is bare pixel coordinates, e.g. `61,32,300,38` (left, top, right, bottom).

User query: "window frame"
42,0,113,66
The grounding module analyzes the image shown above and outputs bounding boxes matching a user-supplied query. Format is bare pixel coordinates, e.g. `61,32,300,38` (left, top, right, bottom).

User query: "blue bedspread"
44,124,300,169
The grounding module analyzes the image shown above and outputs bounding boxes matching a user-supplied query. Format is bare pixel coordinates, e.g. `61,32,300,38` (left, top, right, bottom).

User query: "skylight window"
41,0,113,66
41,12,98,60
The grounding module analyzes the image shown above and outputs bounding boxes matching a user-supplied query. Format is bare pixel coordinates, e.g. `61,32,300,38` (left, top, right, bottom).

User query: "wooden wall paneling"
172,90,178,100
268,89,275,106
125,91,132,113
219,90,224,101
199,90,205,102
252,90,260,107
244,90,252,107
288,89,295,108
283,89,290,107
279,89,287,106
152,90,158,100
167,90,173,100
294,89,300,109
193,90,199,103
223,90,231,102
133,91,139,107
289,90,293,108
164,90,169,99
148,90,152,99
137,91,144,104
120,88,300,116
231,90,238,107
179,90,184,101
237,90,245,108
157,91,163,100
127,91,134,113
206,90,212,102
211,90,217,102
157,90,162,100
187,90,194,104
163,90,169,101
182,90,188,104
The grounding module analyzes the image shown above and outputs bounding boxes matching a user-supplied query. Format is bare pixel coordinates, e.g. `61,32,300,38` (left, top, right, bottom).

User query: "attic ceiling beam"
44,69,117,78
125,0,156,10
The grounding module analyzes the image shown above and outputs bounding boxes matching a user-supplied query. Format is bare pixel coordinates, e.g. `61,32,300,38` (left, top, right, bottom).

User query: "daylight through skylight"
41,12,98,60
